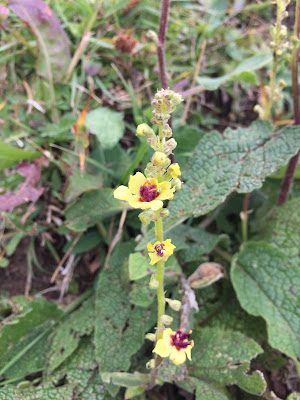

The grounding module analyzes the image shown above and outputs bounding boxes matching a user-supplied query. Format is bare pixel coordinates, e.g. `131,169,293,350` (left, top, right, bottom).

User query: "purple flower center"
155,243,165,257
139,180,159,202
170,330,192,350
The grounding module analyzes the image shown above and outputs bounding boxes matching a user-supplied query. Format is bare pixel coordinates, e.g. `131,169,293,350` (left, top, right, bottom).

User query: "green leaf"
255,197,300,267
190,326,265,395
65,188,127,231
129,253,153,281
177,377,230,400
47,297,95,372
0,382,74,400
8,0,71,82
102,372,149,387
231,242,300,359
0,297,62,380
94,243,155,395
64,168,103,202
287,393,300,400
85,107,124,149
197,51,271,90
0,143,40,170
170,121,300,219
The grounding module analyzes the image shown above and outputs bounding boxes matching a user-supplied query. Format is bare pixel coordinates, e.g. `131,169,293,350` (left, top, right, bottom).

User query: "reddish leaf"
0,158,47,212
8,0,71,82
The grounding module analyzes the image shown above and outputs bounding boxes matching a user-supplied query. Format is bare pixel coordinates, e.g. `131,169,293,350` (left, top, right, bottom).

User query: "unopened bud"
152,151,167,166
163,138,177,155
139,210,155,225
171,178,182,191
136,123,154,137
146,359,156,369
253,104,264,119
165,298,181,311
161,314,173,325
145,333,156,342
149,274,159,289
159,209,170,219
146,30,158,44
278,79,287,89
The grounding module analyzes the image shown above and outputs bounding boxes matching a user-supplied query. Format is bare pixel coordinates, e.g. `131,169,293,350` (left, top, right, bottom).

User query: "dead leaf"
187,262,224,289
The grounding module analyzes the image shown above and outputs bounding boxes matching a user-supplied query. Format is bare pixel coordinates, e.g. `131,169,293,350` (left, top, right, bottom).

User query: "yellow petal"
157,185,175,201
149,177,159,187
153,338,172,358
149,252,161,265
162,328,174,341
147,243,155,252
129,172,146,195
128,196,143,209
185,344,192,361
148,199,164,211
114,186,131,200
169,347,186,365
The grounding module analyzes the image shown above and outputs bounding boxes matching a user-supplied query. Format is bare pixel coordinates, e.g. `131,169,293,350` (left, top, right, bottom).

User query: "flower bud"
149,274,159,289
146,359,156,369
253,104,264,119
159,209,170,219
161,314,173,325
139,210,155,225
165,298,181,311
145,333,156,342
167,163,181,179
152,151,167,166
136,123,154,137
163,138,177,155
171,178,182,191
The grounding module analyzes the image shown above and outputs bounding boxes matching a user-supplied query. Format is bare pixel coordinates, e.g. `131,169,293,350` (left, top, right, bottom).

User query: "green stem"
155,216,165,339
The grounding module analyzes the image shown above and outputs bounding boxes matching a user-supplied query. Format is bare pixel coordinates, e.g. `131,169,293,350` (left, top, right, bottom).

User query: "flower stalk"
114,89,193,367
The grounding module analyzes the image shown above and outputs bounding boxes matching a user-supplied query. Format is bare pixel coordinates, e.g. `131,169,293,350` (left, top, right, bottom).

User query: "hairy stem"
278,0,300,205
241,192,250,242
155,217,165,339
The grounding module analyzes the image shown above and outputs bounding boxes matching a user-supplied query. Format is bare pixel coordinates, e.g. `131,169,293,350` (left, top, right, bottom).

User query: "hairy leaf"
231,242,300,359
190,326,265,395
85,107,124,149
255,197,300,267
8,0,70,81
178,377,231,400
64,168,103,202
47,297,95,372
65,188,126,231
0,381,74,399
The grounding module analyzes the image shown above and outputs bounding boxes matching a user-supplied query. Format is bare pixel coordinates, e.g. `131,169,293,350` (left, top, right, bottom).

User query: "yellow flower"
147,239,175,265
153,328,194,366
168,163,181,179
114,172,175,211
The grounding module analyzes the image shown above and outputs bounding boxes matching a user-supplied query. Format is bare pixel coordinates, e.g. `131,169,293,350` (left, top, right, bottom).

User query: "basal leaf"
85,107,124,150
178,377,231,400
8,0,71,81
47,297,95,372
0,143,40,170
64,168,103,202
231,242,300,359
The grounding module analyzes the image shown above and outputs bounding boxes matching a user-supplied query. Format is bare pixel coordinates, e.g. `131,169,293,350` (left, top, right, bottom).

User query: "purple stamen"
170,330,192,350
155,243,165,257
139,182,159,202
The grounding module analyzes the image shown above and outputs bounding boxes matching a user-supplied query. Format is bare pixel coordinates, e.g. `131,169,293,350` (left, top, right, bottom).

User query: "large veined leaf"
0,382,74,400
47,297,95,372
136,121,300,250
231,242,300,359
255,197,300,267
8,0,70,81
189,326,265,396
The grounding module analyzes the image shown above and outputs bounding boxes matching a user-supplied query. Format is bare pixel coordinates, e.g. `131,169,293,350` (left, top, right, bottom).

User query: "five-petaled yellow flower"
147,239,175,265
114,172,175,211
153,328,194,365
167,163,181,179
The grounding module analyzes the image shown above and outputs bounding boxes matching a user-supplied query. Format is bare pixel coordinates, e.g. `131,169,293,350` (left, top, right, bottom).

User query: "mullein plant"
114,89,194,366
